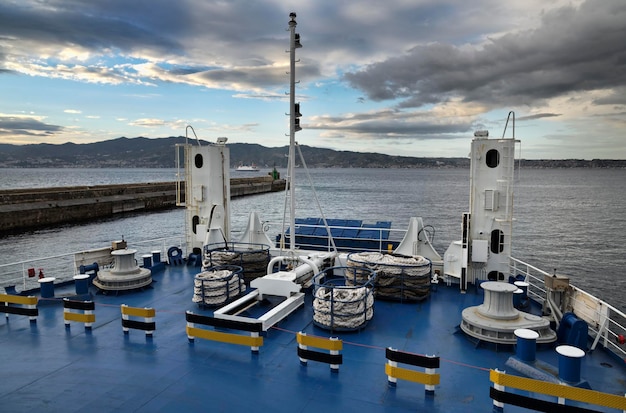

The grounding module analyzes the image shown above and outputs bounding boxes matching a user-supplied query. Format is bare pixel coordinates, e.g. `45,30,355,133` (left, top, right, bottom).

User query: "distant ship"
236,164,260,172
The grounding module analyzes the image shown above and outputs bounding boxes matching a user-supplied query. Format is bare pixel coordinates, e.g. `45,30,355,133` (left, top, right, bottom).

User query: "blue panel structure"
281,217,402,252
557,312,589,350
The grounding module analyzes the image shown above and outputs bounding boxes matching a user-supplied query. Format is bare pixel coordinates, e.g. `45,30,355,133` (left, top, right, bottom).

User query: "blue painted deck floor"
1,264,624,413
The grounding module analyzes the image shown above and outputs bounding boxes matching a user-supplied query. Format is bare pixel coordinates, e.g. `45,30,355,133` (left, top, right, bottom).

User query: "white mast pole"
287,12,300,251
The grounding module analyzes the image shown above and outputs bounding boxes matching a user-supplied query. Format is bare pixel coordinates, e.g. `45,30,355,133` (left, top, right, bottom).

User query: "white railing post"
590,311,608,351
330,336,340,372
601,305,609,349
386,347,398,387
492,368,505,412
425,354,436,395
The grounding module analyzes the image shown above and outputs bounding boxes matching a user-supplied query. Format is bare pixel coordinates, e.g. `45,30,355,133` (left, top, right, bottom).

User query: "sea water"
0,167,624,311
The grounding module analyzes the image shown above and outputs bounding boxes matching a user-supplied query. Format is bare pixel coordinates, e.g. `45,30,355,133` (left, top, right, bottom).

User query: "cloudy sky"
1,0,624,159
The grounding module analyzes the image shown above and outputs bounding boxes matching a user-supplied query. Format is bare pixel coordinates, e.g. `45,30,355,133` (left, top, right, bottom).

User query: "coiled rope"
203,243,270,284
313,286,374,330
347,252,431,302
192,267,245,306
312,266,376,331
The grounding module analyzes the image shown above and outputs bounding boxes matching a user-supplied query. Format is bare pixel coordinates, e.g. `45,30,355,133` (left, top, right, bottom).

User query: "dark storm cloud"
0,115,64,136
307,109,474,139
196,62,322,88
593,89,626,106
313,119,472,136
0,1,183,57
517,113,561,121
343,0,626,108
0,1,307,89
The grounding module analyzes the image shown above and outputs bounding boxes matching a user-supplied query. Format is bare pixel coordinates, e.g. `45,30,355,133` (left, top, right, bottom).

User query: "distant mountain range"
0,136,624,169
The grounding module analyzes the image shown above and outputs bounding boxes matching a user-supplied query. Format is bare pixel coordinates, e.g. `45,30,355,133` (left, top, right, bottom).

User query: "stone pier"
0,177,285,233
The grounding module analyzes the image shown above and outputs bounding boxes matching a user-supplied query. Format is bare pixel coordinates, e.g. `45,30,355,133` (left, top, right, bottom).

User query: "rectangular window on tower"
484,189,499,211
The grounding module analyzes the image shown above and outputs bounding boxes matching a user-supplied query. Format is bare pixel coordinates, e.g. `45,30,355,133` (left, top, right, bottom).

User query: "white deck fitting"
213,271,305,331
556,345,585,359
514,328,539,340
93,249,152,291
461,281,556,344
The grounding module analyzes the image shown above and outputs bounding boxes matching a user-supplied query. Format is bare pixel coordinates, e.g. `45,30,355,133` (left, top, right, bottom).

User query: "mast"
287,12,302,250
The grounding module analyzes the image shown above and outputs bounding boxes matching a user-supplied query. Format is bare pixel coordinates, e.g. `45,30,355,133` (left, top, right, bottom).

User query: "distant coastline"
2,159,625,169
1,137,625,169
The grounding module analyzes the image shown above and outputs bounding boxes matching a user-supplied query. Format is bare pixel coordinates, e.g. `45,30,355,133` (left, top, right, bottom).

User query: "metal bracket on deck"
213,271,304,331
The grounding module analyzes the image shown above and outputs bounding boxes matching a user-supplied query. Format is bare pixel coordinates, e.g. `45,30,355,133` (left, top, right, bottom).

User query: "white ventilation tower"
444,112,519,291
176,135,231,256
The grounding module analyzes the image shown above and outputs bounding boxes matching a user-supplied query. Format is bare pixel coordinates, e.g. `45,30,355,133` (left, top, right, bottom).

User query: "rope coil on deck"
203,242,270,284
192,265,245,307
312,266,376,331
347,252,432,302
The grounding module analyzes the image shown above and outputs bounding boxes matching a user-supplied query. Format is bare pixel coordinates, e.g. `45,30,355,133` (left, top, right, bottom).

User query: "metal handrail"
510,257,626,360
0,236,184,292
267,221,407,253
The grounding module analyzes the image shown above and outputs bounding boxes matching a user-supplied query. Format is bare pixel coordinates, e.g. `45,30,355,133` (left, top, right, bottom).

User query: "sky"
0,0,625,159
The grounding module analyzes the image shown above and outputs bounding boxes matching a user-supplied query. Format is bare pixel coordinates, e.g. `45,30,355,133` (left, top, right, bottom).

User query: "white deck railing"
268,221,407,253
510,257,626,361
0,236,184,293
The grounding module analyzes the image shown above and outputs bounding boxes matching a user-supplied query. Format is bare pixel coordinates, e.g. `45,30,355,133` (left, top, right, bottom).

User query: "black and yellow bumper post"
0,294,38,322
385,347,440,396
296,332,343,372
185,311,263,353
63,298,95,330
489,368,626,412
121,304,156,337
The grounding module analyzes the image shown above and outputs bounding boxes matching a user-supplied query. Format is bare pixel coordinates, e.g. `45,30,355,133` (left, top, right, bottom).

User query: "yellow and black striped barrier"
185,311,263,353
63,298,95,330
121,304,156,337
0,294,38,322
489,369,626,412
297,332,343,372
385,347,440,395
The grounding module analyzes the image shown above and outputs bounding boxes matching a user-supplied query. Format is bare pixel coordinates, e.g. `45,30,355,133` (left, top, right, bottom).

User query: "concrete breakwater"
0,176,286,233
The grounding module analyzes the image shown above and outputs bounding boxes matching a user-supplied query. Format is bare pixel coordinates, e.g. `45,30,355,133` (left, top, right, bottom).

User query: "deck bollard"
556,345,585,383
514,281,528,299
73,274,90,295
38,277,56,298
513,281,529,309
151,250,161,264
513,288,523,308
142,254,152,268
514,328,539,362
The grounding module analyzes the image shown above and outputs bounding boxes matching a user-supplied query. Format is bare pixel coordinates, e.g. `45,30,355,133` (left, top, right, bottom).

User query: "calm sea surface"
1,167,625,310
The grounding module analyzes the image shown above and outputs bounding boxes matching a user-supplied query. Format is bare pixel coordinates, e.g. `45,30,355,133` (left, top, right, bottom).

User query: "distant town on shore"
1,136,625,169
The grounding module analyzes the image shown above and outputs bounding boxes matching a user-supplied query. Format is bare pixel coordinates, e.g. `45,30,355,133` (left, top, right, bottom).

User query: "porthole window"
192,215,199,234
194,154,203,168
486,149,500,168
490,229,504,253
487,271,505,281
